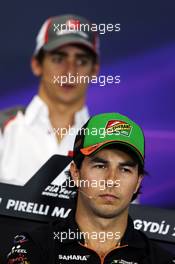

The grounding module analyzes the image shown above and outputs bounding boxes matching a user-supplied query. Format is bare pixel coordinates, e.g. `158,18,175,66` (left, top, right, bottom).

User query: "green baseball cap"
73,113,145,164
34,14,99,56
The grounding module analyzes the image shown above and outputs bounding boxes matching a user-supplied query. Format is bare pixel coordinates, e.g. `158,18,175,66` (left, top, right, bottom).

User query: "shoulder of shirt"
28,222,54,246
135,229,174,262
147,239,174,262
7,229,51,264
0,105,26,133
8,223,54,259
0,95,42,132
19,218,66,244
22,215,75,246
125,217,174,263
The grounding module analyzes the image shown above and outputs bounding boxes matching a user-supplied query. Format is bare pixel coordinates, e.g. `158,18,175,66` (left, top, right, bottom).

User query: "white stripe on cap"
34,18,51,55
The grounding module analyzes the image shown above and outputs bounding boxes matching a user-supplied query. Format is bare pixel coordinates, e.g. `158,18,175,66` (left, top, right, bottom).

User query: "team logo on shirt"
7,244,27,257
7,256,30,264
14,235,28,244
111,260,138,264
58,254,90,261
105,120,132,137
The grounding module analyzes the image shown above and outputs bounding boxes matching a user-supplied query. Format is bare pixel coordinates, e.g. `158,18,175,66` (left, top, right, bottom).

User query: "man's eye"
120,167,132,173
51,55,64,63
94,164,106,169
76,58,89,66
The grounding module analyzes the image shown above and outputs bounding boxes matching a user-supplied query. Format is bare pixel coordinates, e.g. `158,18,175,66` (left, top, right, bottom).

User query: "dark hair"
73,144,147,202
34,48,45,64
34,44,98,65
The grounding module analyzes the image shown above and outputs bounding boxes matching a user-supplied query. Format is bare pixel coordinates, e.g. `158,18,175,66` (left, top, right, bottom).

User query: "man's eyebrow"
89,156,108,164
88,157,137,167
119,161,137,167
50,51,90,58
75,53,91,58
50,51,67,56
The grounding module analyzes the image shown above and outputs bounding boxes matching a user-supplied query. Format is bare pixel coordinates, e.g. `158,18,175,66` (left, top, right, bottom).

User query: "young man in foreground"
6,113,174,263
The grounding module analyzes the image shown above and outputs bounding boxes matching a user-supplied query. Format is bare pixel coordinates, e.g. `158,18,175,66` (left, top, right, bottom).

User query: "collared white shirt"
0,95,89,186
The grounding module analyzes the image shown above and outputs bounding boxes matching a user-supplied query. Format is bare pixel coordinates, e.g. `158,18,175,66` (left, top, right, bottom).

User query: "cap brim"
43,35,98,56
80,140,144,164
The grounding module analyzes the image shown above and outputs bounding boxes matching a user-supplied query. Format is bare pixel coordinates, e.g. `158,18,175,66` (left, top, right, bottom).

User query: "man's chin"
94,209,122,219
55,95,80,105
91,204,122,219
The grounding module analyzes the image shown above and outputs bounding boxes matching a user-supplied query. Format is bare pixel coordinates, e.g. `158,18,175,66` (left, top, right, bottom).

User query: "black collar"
120,215,146,249
53,214,147,249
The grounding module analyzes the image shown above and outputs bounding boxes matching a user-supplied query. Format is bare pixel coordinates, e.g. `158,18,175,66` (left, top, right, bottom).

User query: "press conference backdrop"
0,1,175,208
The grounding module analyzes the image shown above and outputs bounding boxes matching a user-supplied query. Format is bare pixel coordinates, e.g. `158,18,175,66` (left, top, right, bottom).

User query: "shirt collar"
25,95,49,125
53,211,84,245
53,214,146,249
25,95,89,126
120,215,146,249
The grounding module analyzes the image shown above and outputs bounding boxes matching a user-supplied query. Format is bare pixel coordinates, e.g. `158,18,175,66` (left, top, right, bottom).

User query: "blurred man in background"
0,14,99,185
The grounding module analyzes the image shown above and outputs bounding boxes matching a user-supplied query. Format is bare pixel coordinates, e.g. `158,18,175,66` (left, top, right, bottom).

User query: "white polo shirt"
0,96,89,186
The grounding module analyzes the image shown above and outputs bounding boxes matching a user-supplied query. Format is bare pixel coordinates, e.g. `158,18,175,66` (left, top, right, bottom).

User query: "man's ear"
31,57,42,77
70,162,80,187
134,175,143,194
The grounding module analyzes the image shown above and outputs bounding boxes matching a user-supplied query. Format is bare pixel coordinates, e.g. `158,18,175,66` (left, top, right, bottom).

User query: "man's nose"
101,167,121,192
65,60,77,76
107,168,118,180
104,168,120,188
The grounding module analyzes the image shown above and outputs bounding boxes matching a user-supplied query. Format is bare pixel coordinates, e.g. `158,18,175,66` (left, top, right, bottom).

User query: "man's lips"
99,194,118,201
61,84,75,90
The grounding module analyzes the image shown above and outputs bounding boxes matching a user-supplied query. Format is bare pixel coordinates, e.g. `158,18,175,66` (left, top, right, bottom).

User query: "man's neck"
75,203,128,257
